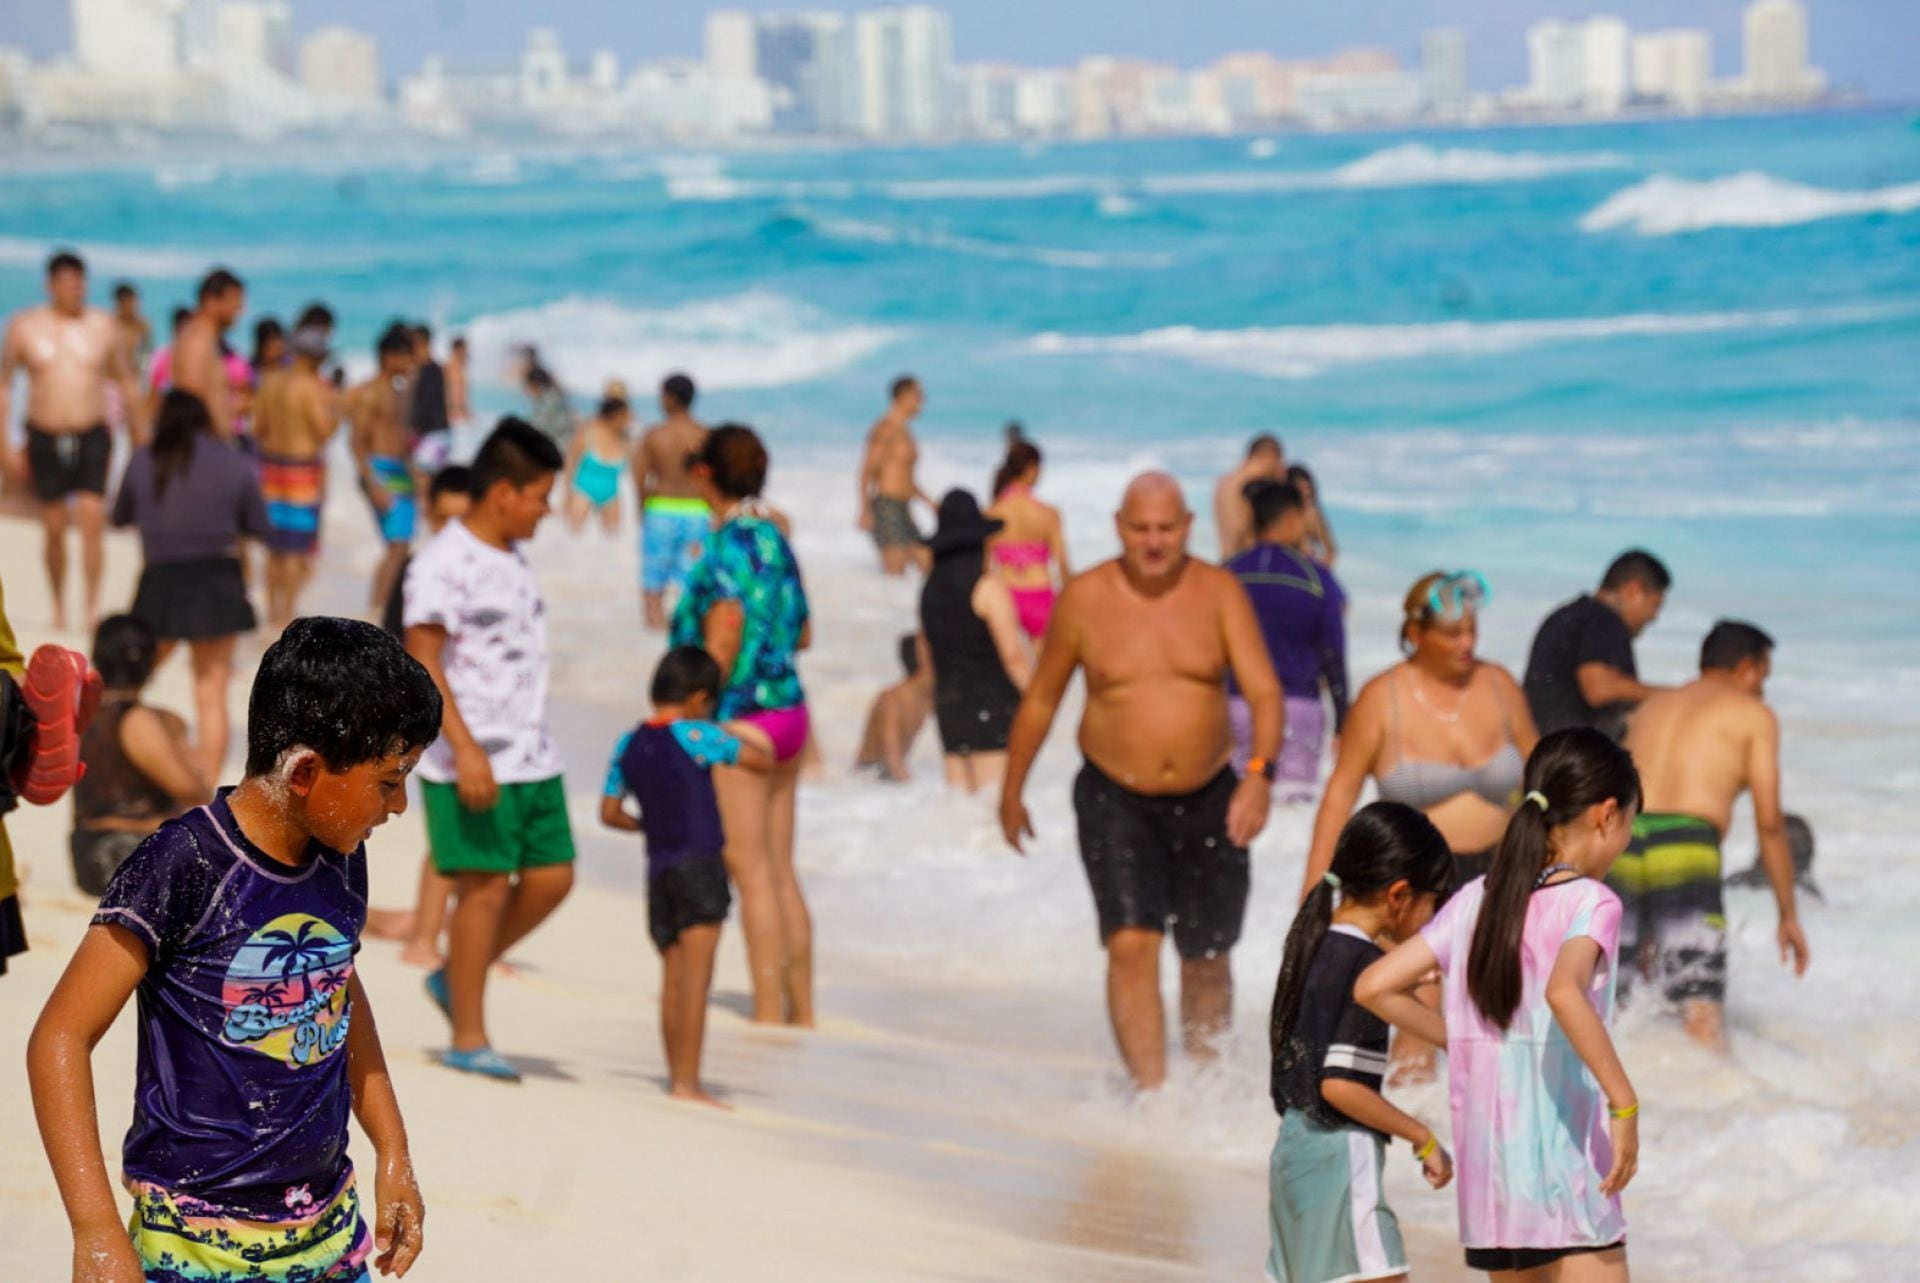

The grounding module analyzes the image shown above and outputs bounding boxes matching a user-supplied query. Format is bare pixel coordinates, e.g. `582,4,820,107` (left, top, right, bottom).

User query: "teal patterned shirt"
670,516,809,718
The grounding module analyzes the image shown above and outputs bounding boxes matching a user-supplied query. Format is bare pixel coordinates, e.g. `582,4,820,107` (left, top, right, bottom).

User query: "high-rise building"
704,11,757,82
72,0,179,77
299,26,380,105
214,1,294,77
855,6,952,138
1526,20,1587,108
1744,0,1822,100
521,28,566,108
1632,29,1710,109
1422,29,1469,112
1581,16,1630,114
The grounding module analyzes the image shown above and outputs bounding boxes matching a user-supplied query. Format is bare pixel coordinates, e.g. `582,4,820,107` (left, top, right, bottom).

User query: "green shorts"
423,776,576,875
1268,1112,1407,1283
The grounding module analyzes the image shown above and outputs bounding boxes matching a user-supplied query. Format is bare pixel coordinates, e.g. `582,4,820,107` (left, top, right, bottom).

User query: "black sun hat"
924,489,1004,555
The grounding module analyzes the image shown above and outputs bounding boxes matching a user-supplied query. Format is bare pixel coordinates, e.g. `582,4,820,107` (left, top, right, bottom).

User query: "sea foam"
1581,171,1920,235
1025,304,1896,379
799,211,1174,270
460,291,898,392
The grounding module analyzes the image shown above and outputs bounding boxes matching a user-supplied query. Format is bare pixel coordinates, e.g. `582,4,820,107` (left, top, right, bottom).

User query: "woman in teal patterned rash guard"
672,424,815,1027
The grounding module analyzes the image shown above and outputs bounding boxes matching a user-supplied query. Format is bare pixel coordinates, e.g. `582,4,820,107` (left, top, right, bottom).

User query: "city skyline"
1,0,1914,98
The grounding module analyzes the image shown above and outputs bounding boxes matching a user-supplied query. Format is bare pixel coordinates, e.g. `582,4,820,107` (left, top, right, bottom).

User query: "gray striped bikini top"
1376,667,1524,811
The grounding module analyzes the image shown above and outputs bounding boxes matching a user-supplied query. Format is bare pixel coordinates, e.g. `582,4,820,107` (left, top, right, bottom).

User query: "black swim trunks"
1466,1242,1625,1272
648,858,731,953
25,424,111,502
1073,760,1249,960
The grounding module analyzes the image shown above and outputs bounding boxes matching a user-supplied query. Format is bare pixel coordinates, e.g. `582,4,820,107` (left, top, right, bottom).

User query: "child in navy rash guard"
26,618,442,1283
601,645,770,1107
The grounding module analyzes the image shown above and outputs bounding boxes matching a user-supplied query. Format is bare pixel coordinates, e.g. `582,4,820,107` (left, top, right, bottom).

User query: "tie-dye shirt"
93,792,367,1222
671,515,810,719
1421,875,1626,1251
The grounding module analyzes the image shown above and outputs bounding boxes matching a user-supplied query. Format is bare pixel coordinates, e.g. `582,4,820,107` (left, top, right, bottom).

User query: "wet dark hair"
295,302,334,331
470,417,564,497
1600,549,1671,594
993,439,1042,499
170,306,191,334
897,633,921,678
112,280,138,301
661,373,695,410
1271,802,1453,1066
47,249,85,276
92,614,160,688
450,334,467,351
428,464,473,502
197,267,243,302
526,365,556,391
1286,463,1317,494
1701,619,1773,672
598,396,629,418
890,374,919,401
412,323,431,344
1467,728,1642,1030
151,389,213,499
696,423,768,499
651,645,723,706
252,317,284,368
245,616,442,777
377,323,414,360
1247,433,1283,460
1248,480,1306,532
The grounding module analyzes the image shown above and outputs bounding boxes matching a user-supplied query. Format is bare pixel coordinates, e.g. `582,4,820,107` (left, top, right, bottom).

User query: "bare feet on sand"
670,1085,733,1111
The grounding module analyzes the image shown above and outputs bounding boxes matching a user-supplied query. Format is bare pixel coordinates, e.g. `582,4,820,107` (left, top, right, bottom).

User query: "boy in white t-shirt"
404,418,569,1082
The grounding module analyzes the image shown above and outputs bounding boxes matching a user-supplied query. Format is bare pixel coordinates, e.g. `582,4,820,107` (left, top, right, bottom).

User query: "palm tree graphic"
259,922,337,1006
240,980,289,1010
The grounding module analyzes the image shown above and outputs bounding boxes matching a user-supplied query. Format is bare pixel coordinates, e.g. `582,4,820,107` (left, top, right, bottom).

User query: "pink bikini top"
992,540,1050,570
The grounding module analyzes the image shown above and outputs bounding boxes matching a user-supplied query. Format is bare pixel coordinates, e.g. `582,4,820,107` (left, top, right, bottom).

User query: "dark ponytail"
151,389,212,499
1271,802,1453,1069
1466,727,1641,1030
993,436,1041,500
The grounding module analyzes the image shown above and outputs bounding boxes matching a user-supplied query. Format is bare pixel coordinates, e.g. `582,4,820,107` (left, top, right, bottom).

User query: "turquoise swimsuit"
573,452,622,509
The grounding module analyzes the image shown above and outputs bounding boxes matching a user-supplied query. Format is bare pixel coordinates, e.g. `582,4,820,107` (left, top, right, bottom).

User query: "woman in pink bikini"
985,429,1070,641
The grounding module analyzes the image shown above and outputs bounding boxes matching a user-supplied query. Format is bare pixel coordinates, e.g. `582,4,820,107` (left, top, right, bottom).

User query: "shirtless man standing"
110,282,153,433
857,375,935,577
1616,620,1809,1051
633,372,709,629
170,267,246,440
1000,472,1284,1090
347,325,420,616
445,335,472,427
253,325,341,627
0,250,144,631
1212,434,1286,561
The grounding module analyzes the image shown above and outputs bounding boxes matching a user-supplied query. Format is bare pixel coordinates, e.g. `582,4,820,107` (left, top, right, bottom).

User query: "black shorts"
25,424,111,502
933,690,1016,755
649,859,731,952
1465,1242,1624,1272
130,557,256,642
1073,760,1249,960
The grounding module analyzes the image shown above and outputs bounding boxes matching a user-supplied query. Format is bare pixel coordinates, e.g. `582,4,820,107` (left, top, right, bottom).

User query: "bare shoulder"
1480,661,1524,696
1188,558,1243,599
1058,560,1118,609
1351,667,1396,714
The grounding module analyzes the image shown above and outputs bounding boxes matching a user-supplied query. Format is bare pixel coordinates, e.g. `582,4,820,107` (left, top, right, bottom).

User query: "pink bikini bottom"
1008,586,1055,640
739,704,811,763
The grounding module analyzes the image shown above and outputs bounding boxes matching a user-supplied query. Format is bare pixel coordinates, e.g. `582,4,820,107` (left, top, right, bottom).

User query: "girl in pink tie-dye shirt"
1356,728,1644,1280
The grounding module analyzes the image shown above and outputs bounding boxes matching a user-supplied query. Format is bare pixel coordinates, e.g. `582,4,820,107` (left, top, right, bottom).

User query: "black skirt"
131,556,256,641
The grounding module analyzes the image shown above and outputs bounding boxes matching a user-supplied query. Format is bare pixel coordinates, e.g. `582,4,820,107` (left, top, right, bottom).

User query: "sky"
2,1,1913,98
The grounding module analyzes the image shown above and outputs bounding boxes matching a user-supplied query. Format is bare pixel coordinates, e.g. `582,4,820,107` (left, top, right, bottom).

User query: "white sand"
0,501,1477,1280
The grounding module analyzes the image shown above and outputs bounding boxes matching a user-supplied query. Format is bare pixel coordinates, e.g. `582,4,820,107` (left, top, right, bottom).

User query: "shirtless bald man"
1000,471,1284,1089
857,375,934,577
0,250,144,631
1615,620,1810,1051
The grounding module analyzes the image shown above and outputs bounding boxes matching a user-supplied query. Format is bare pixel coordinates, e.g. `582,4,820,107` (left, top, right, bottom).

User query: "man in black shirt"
408,324,449,460
1523,549,1671,738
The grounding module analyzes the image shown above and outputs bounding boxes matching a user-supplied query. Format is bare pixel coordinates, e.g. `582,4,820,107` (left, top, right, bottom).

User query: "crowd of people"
0,242,1818,1283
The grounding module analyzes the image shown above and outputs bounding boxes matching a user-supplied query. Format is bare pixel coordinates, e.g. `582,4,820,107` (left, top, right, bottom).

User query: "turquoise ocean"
4,109,1918,1277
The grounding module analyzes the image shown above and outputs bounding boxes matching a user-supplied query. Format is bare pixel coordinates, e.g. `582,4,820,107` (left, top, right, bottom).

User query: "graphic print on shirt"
219,912,354,1067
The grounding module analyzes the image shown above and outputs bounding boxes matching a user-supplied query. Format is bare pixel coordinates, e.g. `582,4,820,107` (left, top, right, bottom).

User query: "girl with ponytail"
1266,802,1455,1283
983,428,1068,641
1356,728,1643,1279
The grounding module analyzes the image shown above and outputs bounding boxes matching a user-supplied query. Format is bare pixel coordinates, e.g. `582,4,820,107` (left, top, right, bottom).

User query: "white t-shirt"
403,519,562,785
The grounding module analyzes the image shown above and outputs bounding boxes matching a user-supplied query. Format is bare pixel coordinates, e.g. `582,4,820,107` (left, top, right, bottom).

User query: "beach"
3,111,1919,1280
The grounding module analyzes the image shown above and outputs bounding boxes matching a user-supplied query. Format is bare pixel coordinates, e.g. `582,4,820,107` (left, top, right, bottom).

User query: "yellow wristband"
1414,1134,1438,1162
1609,1103,1639,1120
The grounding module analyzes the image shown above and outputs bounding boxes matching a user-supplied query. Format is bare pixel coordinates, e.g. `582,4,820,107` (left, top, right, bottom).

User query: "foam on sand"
1024,303,1897,379
461,291,898,392
1582,171,1920,236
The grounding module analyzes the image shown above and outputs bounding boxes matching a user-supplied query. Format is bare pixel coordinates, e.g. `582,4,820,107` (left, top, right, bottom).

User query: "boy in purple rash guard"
27,617,442,1283
1226,480,1348,803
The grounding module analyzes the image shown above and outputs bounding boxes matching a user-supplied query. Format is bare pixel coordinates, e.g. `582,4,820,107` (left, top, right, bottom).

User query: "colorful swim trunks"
367,456,416,544
258,452,324,556
1607,811,1727,1006
869,495,921,549
642,497,710,596
128,1169,371,1283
